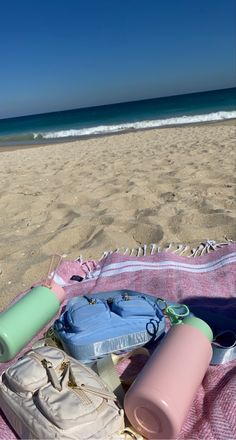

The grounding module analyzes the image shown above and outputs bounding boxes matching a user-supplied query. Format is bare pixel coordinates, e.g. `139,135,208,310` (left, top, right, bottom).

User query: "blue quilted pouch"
54,290,166,363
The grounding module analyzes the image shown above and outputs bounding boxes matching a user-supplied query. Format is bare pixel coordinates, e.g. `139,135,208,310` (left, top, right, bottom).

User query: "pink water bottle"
124,316,213,439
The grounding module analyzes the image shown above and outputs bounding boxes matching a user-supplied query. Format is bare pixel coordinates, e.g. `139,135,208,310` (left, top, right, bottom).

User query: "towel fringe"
165,243,172,252
98,238,235,260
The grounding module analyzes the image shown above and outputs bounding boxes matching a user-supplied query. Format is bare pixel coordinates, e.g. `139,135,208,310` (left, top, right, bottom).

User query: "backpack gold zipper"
28,351,117,410
68,366,116,401
27,351,62,391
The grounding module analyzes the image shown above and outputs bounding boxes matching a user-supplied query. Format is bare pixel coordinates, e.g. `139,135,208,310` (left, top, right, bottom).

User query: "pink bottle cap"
49,280,66,303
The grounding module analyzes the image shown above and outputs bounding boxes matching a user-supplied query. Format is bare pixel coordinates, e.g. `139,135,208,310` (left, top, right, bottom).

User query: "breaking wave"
0,110,235,146
35,111,236,140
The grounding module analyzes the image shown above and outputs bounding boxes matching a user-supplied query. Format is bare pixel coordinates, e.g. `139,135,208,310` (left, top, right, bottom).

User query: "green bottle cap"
183,316,213,342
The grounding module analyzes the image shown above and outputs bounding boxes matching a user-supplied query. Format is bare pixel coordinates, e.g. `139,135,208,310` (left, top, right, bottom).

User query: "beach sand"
0,120,235,309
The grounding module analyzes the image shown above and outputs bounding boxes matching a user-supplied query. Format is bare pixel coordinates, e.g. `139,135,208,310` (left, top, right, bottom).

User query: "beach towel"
0,240,236,439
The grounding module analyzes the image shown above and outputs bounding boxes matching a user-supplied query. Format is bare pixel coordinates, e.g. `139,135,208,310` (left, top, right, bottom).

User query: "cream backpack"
0,346,126,439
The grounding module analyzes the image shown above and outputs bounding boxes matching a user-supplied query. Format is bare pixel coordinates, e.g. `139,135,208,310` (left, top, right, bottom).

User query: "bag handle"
95,347,150,407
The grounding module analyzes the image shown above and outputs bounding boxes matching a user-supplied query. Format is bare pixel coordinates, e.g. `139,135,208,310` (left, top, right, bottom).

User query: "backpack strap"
96,354,125,405
188,307,236,365
211,330,236,365
95,348,150,407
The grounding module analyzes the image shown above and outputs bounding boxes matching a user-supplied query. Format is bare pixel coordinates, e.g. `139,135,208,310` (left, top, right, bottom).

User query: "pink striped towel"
0,241,236,439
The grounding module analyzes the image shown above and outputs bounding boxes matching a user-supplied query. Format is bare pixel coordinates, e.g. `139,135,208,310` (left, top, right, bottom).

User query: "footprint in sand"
161,192,176,203
97,215,114,226
79,227,105,250
135,208,161,221
126,222,164,244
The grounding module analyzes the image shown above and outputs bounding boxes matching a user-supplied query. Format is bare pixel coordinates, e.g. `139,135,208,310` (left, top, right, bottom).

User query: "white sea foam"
36,111,236,140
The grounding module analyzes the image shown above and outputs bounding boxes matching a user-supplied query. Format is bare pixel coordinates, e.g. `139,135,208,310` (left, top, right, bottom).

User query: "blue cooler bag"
54,290,166,363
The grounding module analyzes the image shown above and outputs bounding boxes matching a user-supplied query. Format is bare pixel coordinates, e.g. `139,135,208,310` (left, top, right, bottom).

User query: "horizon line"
1,85,235,122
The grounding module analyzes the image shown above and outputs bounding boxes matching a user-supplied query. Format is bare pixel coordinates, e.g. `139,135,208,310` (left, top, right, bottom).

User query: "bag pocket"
4,346,66,393
60,297,111,333
110,294,161,319
4,355,48,394
36,382,97,430
36,360,119,433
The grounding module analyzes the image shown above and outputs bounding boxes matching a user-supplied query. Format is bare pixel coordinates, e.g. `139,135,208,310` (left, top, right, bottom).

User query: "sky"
0,0,236,119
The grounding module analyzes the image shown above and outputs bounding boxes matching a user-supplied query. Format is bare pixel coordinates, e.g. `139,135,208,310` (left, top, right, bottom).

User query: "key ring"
155,297,168,312
164,304,190,325
155,298,190,325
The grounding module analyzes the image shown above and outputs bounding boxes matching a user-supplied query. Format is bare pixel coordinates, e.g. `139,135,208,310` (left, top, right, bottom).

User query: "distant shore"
0,119,235,309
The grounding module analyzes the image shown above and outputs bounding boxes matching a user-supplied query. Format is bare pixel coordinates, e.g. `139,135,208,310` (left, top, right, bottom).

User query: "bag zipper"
68,364,116,401
72,382,117,401
28,350,118,411
41,359,62,391
27,351,62,390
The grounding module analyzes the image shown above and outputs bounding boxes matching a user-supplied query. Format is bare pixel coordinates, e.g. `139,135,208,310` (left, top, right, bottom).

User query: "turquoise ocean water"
0,87,235,147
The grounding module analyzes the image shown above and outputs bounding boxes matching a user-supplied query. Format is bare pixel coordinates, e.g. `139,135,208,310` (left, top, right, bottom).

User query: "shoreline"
0,118,235,153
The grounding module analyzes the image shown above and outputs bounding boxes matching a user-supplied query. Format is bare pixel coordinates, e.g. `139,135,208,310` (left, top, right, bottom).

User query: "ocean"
0,87,235,147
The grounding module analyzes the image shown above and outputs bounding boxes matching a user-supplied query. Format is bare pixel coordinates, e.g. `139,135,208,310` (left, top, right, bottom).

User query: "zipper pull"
42,359,62,391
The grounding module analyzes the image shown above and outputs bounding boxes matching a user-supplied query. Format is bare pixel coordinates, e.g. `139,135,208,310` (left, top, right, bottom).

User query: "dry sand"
0,121,235,309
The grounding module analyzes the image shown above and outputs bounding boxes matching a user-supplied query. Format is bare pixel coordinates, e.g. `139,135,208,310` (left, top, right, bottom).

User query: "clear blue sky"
0,0,236,118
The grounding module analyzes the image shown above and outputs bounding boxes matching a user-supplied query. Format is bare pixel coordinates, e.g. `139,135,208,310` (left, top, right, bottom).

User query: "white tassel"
199,244,206,256
99,251,109,261
143,244,147,256
174,244,183,254
76,255,83,262
165,243,172,252
179,245,188,256
191,248,196,257
225,237,235,243
137,247,142,257
207,240,217,250
150,243,156,255
197,245,207,256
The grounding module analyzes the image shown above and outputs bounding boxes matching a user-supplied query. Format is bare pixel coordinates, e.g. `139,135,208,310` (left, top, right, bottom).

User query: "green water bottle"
0,280,65,362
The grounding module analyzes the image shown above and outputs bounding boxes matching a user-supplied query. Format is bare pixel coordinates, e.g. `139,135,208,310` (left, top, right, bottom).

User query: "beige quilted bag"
0,346,125,439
